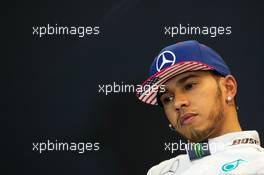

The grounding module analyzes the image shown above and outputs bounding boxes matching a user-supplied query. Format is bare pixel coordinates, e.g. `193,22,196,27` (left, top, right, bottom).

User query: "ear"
223,75,237,100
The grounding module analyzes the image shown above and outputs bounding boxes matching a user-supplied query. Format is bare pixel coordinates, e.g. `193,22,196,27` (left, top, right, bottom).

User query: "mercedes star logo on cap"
156,50,176,72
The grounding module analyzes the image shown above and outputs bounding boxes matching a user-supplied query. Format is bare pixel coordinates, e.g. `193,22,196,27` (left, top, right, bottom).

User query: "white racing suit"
147,131,264,175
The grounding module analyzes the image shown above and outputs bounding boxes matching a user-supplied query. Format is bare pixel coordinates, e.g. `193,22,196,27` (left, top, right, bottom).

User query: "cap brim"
136,61,214,105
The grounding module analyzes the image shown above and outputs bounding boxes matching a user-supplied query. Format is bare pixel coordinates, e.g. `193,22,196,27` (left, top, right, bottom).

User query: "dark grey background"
5,0,264,174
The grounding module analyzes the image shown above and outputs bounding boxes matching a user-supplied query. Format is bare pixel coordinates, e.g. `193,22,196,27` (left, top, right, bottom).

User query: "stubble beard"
186,85,225,142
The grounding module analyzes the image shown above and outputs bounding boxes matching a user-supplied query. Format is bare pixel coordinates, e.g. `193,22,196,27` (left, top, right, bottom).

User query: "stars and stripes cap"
136,40,231,105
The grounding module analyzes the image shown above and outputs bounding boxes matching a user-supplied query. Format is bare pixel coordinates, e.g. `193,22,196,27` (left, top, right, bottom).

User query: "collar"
186,130,260,161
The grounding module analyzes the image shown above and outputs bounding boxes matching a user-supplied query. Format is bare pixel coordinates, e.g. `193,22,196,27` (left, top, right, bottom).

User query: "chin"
186,127,210,142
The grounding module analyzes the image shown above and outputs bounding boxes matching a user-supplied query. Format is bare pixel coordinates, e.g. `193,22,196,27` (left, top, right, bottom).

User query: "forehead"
163,71,212,88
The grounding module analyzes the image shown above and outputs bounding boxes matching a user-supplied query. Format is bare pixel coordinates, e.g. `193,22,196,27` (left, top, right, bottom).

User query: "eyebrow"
176,73,200,84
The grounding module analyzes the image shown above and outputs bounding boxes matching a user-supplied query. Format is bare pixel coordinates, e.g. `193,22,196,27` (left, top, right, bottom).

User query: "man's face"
159,71,226,142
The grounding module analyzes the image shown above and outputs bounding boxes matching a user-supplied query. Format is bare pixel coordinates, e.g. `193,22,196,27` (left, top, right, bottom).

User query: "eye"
184,82,197,91
161,95,174,104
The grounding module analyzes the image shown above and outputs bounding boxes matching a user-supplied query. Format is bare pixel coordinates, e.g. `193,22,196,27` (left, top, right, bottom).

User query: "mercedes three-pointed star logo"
156,51,176,72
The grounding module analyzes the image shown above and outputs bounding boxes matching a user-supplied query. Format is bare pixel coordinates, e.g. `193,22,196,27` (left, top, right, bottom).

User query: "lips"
180,113,198,126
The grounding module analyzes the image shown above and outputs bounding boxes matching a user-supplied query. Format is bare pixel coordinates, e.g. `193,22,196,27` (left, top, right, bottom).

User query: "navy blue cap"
137,40,231,105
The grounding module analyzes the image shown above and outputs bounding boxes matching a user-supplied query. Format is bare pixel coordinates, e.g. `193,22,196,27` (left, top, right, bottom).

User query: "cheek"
190,87,218,116
164,107,178,124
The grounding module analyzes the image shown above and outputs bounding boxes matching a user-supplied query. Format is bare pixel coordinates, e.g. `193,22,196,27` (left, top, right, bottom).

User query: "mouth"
179,113,198,126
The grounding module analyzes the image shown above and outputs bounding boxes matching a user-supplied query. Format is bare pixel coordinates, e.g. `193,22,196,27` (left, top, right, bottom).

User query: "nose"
173,93,190,111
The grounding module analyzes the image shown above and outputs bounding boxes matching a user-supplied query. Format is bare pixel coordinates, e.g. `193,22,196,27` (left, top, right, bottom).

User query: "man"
136,40,264,175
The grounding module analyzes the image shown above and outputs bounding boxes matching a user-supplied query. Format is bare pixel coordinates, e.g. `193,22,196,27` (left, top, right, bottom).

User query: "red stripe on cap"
140,61,213,87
